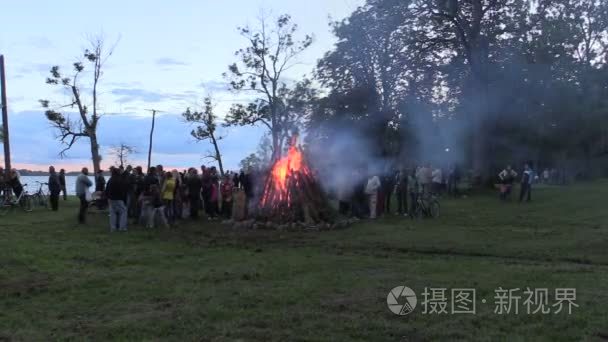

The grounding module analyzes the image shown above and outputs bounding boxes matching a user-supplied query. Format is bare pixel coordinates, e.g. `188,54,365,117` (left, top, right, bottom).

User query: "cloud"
110,88,198,104
111,88,167,103
155,57,188,66
27,36,54,49
199,80,231,93
16,63,54,76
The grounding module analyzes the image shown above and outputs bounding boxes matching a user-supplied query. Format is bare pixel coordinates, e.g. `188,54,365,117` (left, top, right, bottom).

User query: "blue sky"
0,0,362,171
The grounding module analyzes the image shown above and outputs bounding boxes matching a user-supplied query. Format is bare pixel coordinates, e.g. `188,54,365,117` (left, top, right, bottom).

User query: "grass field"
1,181,608,341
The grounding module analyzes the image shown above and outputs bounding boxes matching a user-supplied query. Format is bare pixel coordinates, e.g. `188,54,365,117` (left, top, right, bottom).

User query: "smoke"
305,123,393,196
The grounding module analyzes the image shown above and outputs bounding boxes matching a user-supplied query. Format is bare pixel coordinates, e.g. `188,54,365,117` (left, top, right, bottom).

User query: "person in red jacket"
220,175,234,219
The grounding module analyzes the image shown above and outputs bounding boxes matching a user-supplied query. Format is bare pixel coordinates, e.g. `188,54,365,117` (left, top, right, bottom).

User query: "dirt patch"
0,273,51,297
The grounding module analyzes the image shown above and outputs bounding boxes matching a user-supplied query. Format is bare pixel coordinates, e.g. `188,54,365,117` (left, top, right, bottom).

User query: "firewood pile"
228,135,356,230
255,136,336,225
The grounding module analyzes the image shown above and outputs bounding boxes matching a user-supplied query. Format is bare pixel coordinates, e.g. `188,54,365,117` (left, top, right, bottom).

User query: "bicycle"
0,184,33,216
32,181,50,208
412,191,440,219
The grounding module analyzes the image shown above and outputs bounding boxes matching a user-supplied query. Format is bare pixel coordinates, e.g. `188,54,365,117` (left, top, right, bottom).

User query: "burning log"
257,135,334,224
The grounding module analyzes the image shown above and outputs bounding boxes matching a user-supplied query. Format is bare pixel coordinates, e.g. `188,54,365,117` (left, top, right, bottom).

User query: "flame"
260,136,311,208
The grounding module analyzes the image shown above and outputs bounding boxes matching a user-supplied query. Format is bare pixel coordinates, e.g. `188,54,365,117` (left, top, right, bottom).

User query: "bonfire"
256,135,334,225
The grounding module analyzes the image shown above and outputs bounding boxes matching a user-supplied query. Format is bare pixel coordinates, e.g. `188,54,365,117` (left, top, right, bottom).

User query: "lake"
20,176,105,195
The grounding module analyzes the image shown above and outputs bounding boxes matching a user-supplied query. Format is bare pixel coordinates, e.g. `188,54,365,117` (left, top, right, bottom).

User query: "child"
147,185,169,228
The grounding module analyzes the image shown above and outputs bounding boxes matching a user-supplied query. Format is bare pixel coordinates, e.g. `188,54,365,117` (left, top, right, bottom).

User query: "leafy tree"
239,153,262,171
183,97,225,175
40,37,116,185
223,14,313,160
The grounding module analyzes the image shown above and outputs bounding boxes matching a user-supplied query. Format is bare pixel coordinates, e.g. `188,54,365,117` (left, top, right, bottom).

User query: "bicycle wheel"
20,195,33,212
41,194,49,208
429,200,440,218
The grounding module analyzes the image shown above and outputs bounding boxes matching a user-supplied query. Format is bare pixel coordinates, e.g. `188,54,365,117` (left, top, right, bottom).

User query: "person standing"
105,167,129,232
48,166,61,211
7,169,23,199
59,169,67,200
161,172,176,224
395,169,409,216
147,184,170,229
431,167,443,194
542,168,550,184
133,166,145,221
75,168,93,224
383,171,395,214
498,165,518,200
408,169,419,217
201,166,212,216
365,174,381,219
220,174,234,219
186,168,202,219
519,163,533,202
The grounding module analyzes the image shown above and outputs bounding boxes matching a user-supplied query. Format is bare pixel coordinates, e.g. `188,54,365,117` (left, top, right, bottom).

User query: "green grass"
1,181,608,341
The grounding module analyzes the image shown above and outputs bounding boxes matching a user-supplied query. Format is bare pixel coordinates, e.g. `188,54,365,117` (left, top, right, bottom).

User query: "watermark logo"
387,286,578,316
387,286,417,315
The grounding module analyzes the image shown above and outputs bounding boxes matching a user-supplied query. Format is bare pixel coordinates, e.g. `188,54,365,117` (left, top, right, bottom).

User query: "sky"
0,0,363,171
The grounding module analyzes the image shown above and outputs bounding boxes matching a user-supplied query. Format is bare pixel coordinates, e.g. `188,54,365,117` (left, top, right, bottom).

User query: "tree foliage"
183,97,225,175
224,14,313,160
312,0,608,178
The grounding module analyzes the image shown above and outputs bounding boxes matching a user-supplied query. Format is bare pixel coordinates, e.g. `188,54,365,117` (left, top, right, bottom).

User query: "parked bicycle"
412,191,440,219
0,184,33,216
32,181,49,208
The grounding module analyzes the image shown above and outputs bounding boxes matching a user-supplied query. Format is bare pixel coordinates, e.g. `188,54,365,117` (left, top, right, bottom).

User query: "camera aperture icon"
387,286,417,315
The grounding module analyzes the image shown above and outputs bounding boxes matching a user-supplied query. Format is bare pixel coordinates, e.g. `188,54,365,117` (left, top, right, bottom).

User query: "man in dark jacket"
144,167,160,191
48,166,61,211
395,169,409,216
186,168,202,219
59,169,67,200
519,163,533,203
105,167,129,232
122,165,137,218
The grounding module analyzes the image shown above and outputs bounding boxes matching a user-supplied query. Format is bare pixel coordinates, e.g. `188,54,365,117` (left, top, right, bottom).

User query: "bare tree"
183,96,225,175
40,36,116,186
109,143,136,168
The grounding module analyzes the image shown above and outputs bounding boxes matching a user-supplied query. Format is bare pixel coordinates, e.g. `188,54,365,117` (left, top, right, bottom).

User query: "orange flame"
260,136,311,208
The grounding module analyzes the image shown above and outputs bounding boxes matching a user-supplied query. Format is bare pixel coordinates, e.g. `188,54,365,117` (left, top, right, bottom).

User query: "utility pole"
0,55,11,173
145,109,163,171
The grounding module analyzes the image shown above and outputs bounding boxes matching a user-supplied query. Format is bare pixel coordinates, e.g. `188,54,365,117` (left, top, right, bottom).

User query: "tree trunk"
89,133,101,186
271,130,281,161
210,133,225,176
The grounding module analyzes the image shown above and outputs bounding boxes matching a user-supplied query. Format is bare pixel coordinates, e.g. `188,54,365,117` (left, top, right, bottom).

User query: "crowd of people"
70,164,261,232
0,160,552,230
335,163,462,220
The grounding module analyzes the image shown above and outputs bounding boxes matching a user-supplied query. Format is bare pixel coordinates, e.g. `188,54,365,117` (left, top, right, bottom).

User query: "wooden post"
145,109,163,171
147,110,156,171
0,55,11,173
